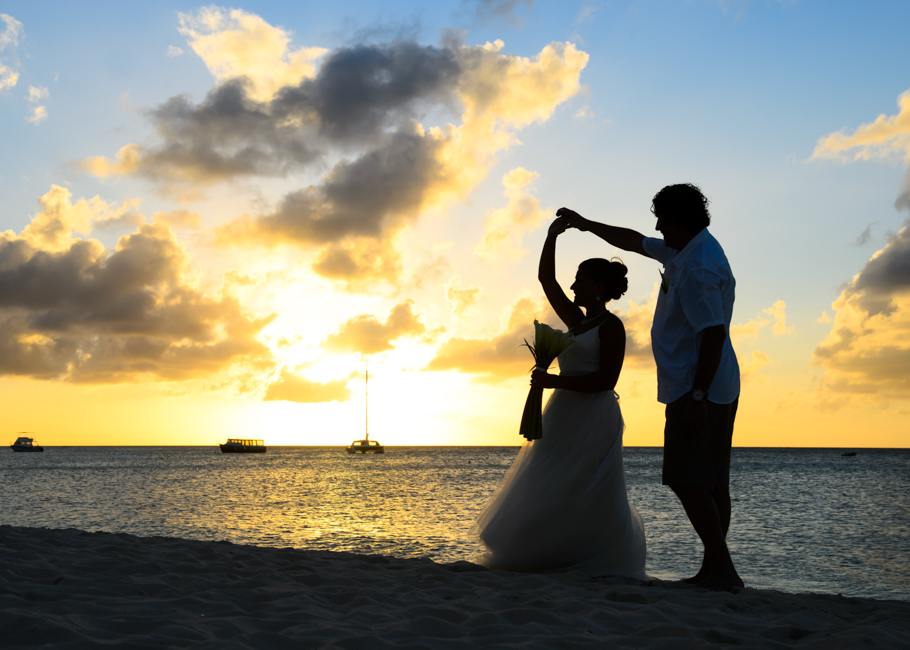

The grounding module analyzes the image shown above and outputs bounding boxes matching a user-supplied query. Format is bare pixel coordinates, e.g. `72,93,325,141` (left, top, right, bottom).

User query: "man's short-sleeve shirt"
642,229,740,405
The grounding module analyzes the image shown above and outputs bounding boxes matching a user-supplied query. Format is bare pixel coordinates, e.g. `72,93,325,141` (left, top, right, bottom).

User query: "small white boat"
219,438,266,453
10,434,44,452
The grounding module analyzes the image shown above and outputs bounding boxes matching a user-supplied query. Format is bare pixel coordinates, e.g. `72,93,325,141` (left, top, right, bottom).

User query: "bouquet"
518,320,575,441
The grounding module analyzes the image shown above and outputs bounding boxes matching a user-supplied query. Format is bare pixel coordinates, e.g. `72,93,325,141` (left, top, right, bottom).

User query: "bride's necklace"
574,310,608,334
581,310,607,324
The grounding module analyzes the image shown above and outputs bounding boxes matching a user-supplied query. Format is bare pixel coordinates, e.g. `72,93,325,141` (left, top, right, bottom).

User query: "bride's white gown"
477,325,647,578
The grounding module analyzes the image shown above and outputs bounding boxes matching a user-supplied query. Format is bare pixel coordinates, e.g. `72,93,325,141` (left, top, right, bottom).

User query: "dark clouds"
0,219,273,383
83,42,460,188
221,128,445,247
273,42,459,142
851,220,910,311
81,26,587,286
813,221,910,397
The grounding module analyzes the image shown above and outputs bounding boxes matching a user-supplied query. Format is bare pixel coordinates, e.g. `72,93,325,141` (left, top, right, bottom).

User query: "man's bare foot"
683,569,709,584
697,573,744,592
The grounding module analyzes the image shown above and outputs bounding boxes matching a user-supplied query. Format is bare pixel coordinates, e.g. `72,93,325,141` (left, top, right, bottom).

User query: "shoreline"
2,525,908,648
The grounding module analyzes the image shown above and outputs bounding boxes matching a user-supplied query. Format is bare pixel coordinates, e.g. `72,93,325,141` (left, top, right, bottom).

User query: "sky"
1,0,908,448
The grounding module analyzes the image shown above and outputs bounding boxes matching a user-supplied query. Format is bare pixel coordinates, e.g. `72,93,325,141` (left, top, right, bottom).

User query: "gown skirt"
476,326,647,578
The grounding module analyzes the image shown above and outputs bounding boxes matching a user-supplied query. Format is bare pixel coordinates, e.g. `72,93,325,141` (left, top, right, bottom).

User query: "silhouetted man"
557,183,742,591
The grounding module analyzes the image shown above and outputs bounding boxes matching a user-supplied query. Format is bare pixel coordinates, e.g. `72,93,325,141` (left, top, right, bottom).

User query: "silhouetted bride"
476,216,647,578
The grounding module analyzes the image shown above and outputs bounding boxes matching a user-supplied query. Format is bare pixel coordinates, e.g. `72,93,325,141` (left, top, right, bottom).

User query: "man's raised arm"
556,208,649,258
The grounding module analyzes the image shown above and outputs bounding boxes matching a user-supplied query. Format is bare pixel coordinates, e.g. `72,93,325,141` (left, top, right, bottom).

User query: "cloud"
27,85,47,102
738,350,772,383
177,7,327,103
322,300,436,355
475,167,550,261
447,275,482,315
461,0,534,25
263,368,352,403
0,186,273,383
80,9,587,286
812,89,910,164
221,38,587,284
151,209,202,230
425,292,651,382
813,88,910,213
809,90,910,402
731,299,792,339
0,13,23,91
26,105,47,124
853,223,876,246
576,2,598,24
813,222,910,399
25,85,49,124
80,41,461,199
763,299,793,336
425,296,546,382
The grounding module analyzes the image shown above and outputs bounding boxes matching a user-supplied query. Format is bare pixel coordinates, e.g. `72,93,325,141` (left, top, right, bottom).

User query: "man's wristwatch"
691,388,708,402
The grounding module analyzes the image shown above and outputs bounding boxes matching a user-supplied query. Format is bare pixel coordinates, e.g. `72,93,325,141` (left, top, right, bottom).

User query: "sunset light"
1,2,908,449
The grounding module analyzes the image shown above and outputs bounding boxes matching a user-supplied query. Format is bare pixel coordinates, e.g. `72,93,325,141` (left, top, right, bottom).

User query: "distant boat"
10,434,43,452
346,363,384,454
346,439,384,454
841,451,857,457
219,438,266,453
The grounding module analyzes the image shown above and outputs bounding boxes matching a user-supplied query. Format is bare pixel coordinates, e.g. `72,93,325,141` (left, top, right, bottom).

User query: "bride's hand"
531,368,556,389
548,217,570,236
556,207,588,231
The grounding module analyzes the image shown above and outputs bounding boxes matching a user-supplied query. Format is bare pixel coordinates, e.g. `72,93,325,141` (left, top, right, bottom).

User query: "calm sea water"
1,446,907,601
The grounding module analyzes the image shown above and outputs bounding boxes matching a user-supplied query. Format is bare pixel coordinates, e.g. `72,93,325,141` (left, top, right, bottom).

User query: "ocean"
2,446,907,602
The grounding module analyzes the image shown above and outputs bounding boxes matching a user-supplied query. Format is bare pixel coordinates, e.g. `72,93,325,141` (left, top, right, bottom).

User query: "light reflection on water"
1,446,907,601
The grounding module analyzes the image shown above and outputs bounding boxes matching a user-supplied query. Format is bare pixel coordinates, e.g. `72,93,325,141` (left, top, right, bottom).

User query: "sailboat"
346,363,384,454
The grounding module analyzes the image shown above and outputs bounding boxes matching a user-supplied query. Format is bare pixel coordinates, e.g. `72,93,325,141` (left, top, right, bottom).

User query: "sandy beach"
1,525,908,649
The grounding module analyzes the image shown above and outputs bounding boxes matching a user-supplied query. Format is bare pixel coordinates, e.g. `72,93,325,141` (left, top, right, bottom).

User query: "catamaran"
346,364,384,454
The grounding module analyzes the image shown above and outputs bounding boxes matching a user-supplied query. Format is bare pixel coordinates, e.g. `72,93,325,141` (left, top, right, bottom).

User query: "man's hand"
684,397,707,436
548,217,570,236
556,207,590,231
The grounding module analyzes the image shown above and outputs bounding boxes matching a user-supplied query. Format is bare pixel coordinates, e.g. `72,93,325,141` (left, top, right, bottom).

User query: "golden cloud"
78,8,588,287
263,368,352,403
475,167,550,261
322,300,438,356
738,350,772,384
425,296,547,382
151,209,202,230
447,275,483,316
812,89,910,163
0,13,22,91
177,7,326,103
731,299,793,340
425,290,651,382
0,187,273,383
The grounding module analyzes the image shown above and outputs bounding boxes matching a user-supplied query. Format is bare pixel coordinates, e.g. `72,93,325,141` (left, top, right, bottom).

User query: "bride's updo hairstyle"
579,258,628,302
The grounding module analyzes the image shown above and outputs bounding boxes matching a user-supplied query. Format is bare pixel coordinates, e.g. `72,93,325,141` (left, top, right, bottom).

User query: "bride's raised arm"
539,217,583,330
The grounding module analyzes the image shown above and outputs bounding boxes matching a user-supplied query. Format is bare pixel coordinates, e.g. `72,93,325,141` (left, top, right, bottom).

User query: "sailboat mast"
365,362,369,440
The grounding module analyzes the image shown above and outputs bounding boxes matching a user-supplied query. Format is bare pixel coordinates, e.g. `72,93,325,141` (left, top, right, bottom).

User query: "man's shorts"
661,395,739,490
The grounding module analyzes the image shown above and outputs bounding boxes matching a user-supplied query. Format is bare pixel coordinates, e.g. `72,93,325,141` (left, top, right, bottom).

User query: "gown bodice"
556,325,602,376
